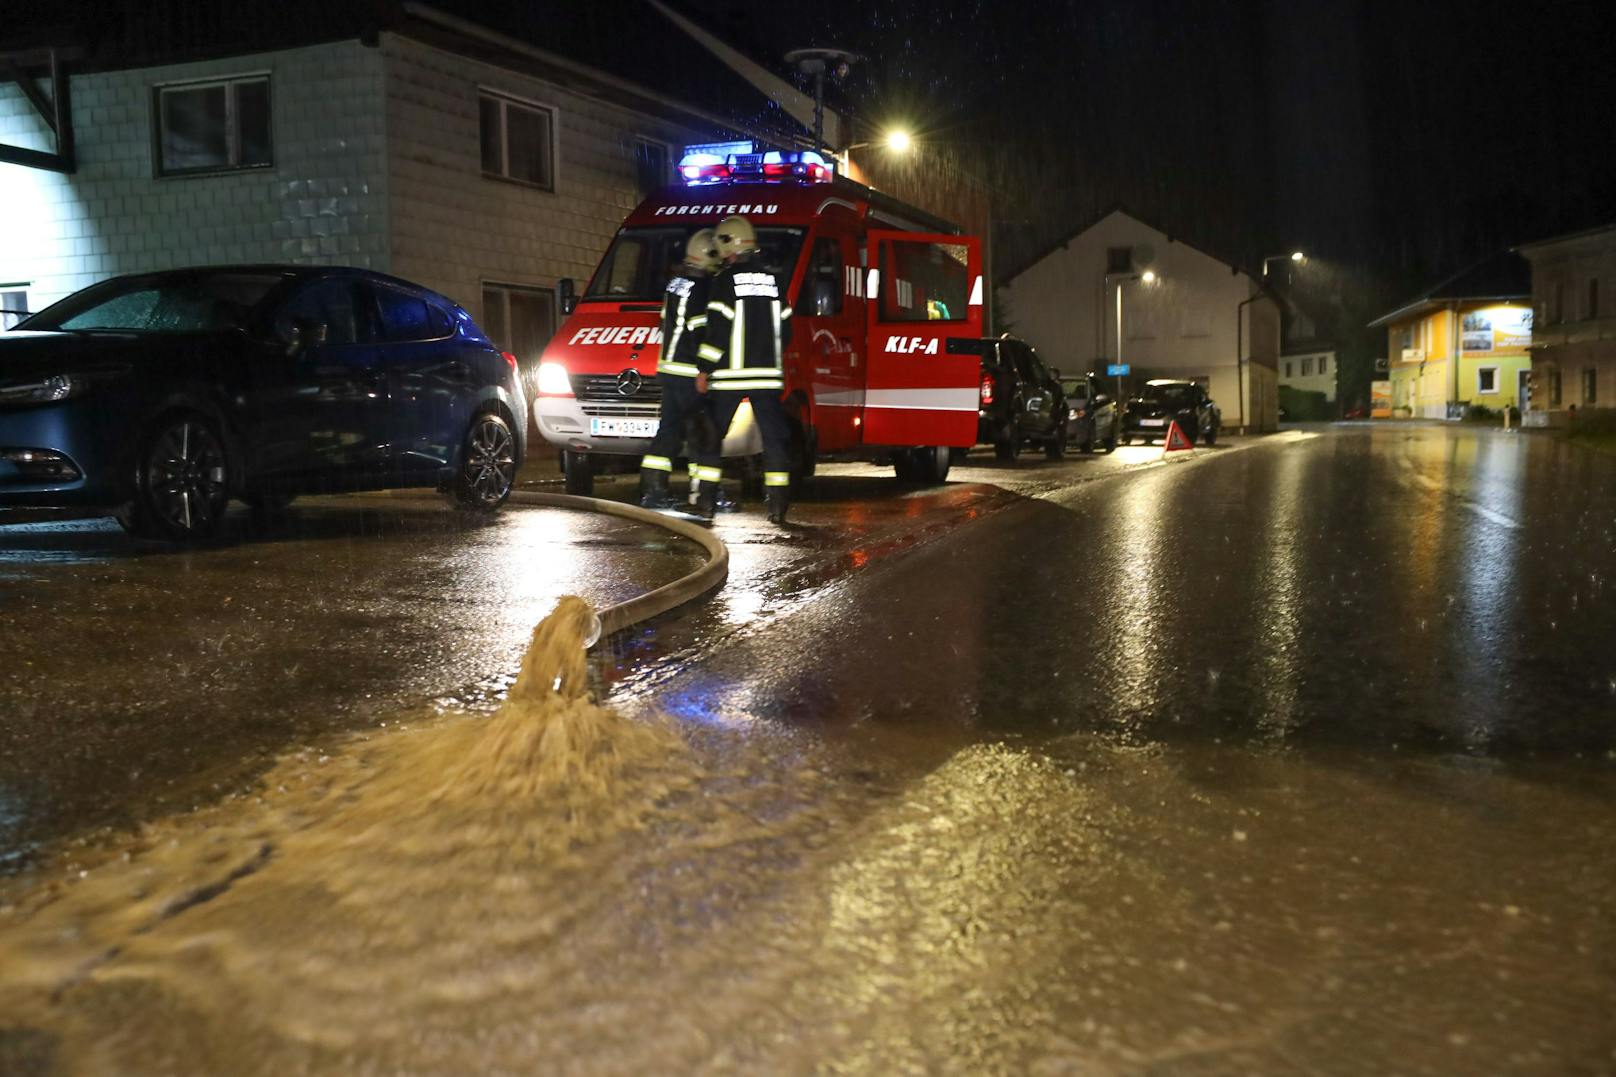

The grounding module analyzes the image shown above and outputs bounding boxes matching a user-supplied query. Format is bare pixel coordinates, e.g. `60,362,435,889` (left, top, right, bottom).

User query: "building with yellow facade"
1368,252,1532,419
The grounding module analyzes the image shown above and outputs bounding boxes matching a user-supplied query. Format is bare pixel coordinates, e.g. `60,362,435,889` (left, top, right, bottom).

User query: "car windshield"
1138,384,1195,408
21,273,283,333
584,226,807,302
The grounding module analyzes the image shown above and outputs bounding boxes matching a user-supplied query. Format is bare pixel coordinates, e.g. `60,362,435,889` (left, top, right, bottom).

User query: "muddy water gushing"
0,597,753,1071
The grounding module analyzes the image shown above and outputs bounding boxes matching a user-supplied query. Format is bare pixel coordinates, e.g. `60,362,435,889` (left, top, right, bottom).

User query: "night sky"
676,0,1616,305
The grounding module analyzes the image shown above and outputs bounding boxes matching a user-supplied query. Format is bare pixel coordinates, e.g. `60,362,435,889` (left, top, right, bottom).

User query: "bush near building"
1278,384,1332,422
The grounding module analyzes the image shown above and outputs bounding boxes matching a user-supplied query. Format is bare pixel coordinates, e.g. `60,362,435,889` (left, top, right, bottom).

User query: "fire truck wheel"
896,445,951,485
562,450,594,496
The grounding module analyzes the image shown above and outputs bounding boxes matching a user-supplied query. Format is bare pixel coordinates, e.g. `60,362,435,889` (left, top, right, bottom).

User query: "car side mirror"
558,278,578,315
284,318,328,356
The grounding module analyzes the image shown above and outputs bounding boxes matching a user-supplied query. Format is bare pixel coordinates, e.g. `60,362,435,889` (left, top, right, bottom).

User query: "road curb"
505,490,728,643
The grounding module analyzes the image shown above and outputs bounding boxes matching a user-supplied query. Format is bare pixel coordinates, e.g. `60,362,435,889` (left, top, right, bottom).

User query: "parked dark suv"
0,266,527,540
1122,379,1221,445
971,335,1067,461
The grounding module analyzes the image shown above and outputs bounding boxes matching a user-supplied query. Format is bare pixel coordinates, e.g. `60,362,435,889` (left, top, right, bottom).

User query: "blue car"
0,266,526,540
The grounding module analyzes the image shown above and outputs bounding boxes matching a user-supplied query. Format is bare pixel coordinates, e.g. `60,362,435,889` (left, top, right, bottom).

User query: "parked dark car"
972,335,1067,461
1122,379,1221,445
1060,373,1118,454
0,266,526,540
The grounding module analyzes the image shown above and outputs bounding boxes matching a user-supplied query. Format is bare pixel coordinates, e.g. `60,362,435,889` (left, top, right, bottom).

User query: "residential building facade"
1,14,718,405
1368,252,1532,419
1517,222,1616,422
1001,209,1281,433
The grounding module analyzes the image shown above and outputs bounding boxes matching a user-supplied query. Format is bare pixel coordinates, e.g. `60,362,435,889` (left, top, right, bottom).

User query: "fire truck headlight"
537,361,572,396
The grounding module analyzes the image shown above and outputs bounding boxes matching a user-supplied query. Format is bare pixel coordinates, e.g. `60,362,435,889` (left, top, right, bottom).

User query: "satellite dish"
1133,243,1156,270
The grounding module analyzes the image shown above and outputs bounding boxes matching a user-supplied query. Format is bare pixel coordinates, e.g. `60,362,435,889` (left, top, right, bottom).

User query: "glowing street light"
1140,269,1158,285
1262,250,1307,276
885,129,913,153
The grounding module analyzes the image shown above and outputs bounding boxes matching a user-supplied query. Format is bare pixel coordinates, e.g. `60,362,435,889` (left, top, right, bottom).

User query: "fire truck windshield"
585,226,806,303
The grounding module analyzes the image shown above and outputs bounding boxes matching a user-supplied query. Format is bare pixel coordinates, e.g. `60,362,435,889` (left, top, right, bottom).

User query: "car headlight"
536,361,572,396
0,374,88,405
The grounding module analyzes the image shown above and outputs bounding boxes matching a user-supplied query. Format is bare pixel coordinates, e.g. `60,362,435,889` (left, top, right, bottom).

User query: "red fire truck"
532,147,985,494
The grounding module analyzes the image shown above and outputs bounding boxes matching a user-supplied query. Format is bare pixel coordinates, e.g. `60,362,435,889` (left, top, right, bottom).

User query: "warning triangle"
1163,420,1196,453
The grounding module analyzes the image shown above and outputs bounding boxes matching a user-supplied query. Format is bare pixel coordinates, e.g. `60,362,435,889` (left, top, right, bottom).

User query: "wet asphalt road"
3,423,1616,1073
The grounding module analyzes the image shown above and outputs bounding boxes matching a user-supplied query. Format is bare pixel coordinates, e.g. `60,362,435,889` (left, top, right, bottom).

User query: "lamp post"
1103,270,1158,402
1262,251,1306,277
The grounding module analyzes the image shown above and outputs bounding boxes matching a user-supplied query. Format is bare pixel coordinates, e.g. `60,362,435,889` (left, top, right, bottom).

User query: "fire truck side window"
879,239,968,323
804,237,843,316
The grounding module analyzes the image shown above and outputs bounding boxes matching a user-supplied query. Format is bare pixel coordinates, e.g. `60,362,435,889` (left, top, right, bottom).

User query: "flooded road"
3,424,1615,1073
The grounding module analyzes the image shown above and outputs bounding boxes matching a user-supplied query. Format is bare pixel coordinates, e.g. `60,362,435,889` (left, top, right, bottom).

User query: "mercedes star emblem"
615,369,643,396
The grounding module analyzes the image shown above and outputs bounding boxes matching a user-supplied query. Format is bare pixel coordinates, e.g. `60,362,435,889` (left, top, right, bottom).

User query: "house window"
1549,367,1562,407
482,282,557,397
1590,278,1601,320
1,286,28,331
634,138,669,198
1105,246,1133,274
1284,361,1293,379
1318,355,1328,376
1584,367,1598,405
154,75,271,176
1477,367,1498,394
479,91,556,190
1301,357,1313,376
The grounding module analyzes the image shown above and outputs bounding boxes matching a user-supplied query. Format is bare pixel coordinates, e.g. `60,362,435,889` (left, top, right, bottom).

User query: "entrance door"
1518,368,1531,412
863,230,983,449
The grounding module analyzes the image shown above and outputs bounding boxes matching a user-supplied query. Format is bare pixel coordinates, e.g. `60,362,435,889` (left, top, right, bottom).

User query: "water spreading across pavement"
0,596,750,1071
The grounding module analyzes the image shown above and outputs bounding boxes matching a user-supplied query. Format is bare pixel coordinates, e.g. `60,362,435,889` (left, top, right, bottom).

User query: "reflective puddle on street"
2,594,1614,1074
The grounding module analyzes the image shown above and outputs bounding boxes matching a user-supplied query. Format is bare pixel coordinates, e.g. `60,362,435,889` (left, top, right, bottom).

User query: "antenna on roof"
784,47,860,153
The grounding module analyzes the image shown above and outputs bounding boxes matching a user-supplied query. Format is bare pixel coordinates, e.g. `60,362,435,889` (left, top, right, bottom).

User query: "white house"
1001,208,1281,432
0,6,760,393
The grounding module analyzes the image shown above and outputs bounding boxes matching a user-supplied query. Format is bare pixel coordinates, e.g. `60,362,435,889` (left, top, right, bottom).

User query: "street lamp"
1262,251,1306,277
1103,271,1159,402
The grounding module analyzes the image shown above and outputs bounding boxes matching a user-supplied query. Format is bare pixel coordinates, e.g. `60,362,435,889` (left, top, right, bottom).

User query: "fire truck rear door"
863,231,983,448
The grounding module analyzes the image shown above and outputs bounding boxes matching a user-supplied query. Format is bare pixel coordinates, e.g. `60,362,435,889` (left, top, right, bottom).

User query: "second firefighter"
693,214,795,524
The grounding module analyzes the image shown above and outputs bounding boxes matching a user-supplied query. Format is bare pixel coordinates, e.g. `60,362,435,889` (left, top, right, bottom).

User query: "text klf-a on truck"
533,148,985,493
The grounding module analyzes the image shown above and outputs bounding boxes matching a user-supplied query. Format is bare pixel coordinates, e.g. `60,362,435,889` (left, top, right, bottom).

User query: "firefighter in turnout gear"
639,229,722,509
693,215,796,523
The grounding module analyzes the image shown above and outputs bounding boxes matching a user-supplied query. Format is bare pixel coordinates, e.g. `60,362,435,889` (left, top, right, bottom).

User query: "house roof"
1367,250,1531,328
1000,203,1256,288
1515,220,1616,254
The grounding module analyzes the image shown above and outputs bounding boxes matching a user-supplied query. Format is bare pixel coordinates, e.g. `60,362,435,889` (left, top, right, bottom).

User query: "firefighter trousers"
641,375,717,480
696,388,793,490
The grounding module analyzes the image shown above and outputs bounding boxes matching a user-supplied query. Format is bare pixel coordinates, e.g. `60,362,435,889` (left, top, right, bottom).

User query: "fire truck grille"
570,374,664,404
579,401,661,419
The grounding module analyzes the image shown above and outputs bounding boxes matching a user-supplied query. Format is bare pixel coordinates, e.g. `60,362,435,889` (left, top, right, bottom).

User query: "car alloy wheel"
130,416,231,540
455,412,516,509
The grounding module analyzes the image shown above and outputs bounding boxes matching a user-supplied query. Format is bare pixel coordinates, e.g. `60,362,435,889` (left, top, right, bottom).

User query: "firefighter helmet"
715,215,759,259
684,228,721,272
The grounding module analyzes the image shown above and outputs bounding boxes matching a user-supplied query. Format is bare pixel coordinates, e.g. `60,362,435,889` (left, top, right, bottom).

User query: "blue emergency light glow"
678,147,834,186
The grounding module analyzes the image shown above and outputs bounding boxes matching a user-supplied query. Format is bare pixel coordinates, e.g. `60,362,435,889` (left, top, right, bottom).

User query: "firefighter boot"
766,486,790,526
694,482,720,521
639,468,673,509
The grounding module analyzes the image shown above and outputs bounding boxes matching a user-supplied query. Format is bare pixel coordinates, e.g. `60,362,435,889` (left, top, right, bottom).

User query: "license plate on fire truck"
1138,418,1165,427
590,417,659,438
